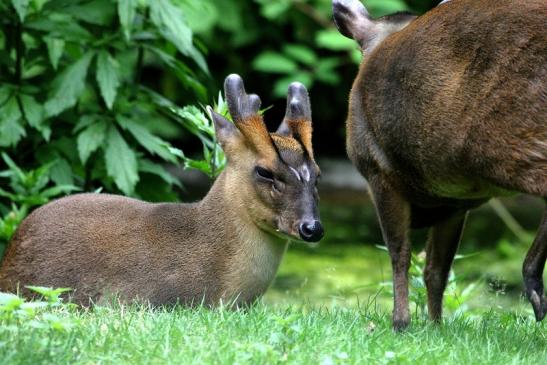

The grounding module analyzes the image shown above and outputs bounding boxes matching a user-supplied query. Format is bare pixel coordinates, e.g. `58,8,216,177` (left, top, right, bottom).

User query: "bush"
0,0,229,248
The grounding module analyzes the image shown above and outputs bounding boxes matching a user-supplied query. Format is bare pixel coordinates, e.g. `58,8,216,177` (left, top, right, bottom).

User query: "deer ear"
207,106,241,152
332,0,377,50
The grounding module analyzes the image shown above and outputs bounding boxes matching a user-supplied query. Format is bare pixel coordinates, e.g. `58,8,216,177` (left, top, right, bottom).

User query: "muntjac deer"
0,74,323,306
333,0,546,329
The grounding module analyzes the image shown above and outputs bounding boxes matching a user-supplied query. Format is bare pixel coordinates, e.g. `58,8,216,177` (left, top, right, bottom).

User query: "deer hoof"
529,290,547,321
392,313,410,331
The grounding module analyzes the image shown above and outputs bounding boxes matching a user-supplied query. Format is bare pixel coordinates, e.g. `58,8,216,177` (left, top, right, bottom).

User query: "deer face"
208,74,323,243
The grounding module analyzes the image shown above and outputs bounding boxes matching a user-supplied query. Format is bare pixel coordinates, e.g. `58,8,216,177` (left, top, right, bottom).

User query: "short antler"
277,82,314,158
224,74,261,123
223,74,276,157
285,82,311,122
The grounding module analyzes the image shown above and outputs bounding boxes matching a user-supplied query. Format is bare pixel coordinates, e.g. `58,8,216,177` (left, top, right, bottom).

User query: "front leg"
368,175,412,330
523,202,547,321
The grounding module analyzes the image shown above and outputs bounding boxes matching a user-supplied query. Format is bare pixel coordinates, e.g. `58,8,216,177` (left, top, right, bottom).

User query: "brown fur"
237,115,279,159
286,119,314,160
334,0,547,329
0,75,322,307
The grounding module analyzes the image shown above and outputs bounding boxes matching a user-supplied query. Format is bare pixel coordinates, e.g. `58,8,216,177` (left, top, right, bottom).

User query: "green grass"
1,303,546,364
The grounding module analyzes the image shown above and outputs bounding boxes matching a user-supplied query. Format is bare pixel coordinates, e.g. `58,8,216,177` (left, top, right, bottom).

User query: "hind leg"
523,201,547,321
424,210,468,322
367,174,412,330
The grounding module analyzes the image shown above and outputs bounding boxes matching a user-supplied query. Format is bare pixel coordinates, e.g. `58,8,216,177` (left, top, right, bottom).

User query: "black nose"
298,220,324,242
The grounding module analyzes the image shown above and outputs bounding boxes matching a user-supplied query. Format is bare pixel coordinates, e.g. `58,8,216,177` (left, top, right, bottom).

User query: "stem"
15,20,23,85
489,198,530,243
132,7,148,99
292,1,332,28
132,46,144,99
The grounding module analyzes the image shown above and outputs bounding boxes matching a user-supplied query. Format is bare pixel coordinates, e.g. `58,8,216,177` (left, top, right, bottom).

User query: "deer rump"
358,0,546,204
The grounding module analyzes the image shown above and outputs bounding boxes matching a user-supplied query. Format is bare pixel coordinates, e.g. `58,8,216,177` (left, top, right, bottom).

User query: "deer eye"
255,166,274,181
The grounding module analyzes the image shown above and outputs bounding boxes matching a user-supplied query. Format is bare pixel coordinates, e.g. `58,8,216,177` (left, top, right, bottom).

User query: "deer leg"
523,203,547,321
368,175,412,330
424,211,467,322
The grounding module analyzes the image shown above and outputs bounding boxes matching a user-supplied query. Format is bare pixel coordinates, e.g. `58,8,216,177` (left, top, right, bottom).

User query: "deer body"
334,0,546,329
0,181,285,306
0,75,323,306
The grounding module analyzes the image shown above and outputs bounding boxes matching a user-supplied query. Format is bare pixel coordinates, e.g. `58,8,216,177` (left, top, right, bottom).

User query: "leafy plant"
0,0,211,201
0,153,78,247
181,0,413,98
0,286,75,331
144,89,229,179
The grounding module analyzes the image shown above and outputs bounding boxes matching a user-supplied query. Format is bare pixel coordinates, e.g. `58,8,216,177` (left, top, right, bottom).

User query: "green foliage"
247,0,413,97
0,153,78,245
176,0,415,98
0,286,75,331
0,0,230,246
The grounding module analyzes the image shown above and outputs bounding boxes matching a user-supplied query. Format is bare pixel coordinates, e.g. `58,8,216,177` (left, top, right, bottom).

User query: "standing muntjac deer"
333,0,546,329
0,74,324,306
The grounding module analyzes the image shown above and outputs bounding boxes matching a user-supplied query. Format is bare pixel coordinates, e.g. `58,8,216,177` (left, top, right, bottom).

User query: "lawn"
1,303,546,364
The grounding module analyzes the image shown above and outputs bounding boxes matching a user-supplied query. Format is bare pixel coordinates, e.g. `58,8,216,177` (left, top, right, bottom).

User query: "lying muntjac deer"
0,74,324,306
333,0,546,329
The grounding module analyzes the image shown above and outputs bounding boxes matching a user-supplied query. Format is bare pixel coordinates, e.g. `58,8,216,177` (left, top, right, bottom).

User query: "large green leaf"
49,158,74,186
256,0,291,19
104,126,138,195
149,0,207,72
73,114,99,133
315,29,356,51
26,14,93,42
0,96,26,147
44,52,94,117
116,115,177,163
60,0,116,26
0,86,12,106
117,0,137,40
44,36,64,70
145,45,207,101
252,52,298,74
77,119,107,164
11,0,29,22
366,0,410,17
96,50,120,110
139,159,181,188
283,44,317,66
173,0,217,34
273,72,313,98
19,94,50,141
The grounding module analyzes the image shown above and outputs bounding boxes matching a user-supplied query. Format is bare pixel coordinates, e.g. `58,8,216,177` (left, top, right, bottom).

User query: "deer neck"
198,170,289,303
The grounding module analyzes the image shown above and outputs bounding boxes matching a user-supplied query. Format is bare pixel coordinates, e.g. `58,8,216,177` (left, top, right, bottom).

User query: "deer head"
207,74,323,243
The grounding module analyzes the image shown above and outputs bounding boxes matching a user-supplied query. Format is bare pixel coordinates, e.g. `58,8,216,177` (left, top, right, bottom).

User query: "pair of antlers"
213,74,314,158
